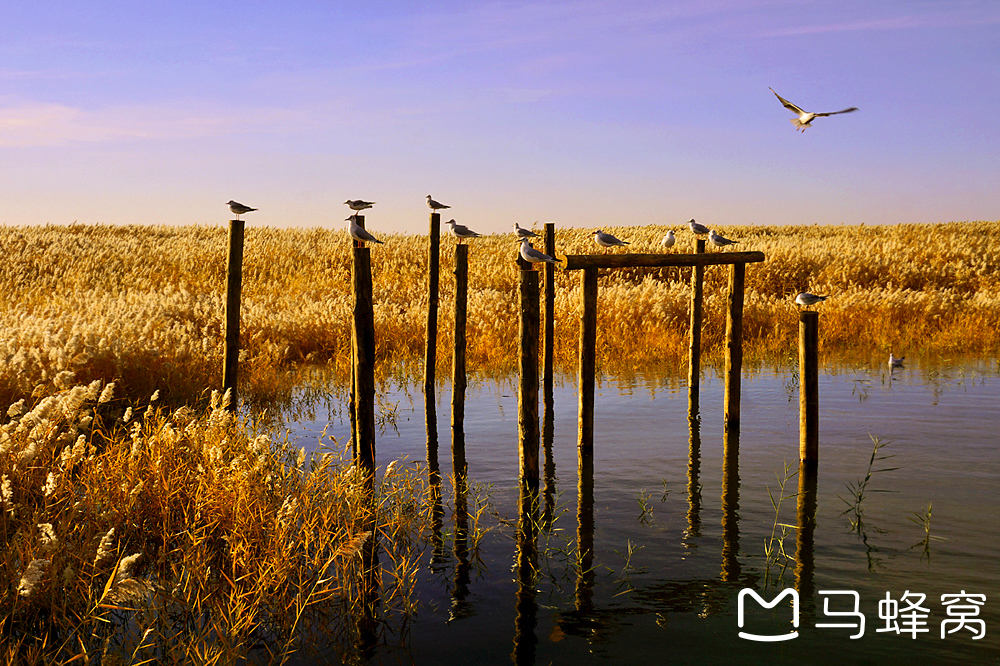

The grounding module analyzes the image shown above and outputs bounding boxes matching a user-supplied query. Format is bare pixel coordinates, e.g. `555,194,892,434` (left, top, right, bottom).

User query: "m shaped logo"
738,588,800,642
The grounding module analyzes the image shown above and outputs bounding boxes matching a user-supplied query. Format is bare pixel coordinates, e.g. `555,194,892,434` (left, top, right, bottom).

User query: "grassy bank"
1,221,997,406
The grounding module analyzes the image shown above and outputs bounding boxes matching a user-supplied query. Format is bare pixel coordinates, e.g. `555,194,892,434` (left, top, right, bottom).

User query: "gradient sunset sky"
2,0,997,233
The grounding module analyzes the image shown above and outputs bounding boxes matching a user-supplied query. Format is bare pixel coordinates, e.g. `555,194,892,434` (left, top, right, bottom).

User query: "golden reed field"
1,221,998,661
0,221,997,407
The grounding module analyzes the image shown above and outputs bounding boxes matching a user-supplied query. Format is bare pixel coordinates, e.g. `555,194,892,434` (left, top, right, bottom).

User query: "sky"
1,0,998,234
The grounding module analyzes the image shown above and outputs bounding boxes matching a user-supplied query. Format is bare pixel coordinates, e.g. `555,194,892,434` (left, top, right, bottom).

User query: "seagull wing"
814,107,858,117
769,88,805,115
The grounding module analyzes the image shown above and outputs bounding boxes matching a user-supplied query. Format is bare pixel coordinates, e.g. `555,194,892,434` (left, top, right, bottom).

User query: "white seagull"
688,219,710,235
344,199,375,213
888,353,905,368
519,238,557,265
769,87,858,132
347,215,384,246
795,292,828,309
709,229,738,249
445,219,481,244
514,223,540,239
427,195,450,211
227,200,256,220
593,229,629,252
661,230,676,248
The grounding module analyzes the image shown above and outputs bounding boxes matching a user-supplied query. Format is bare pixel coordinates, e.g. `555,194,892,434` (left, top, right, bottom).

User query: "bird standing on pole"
227,200,256,220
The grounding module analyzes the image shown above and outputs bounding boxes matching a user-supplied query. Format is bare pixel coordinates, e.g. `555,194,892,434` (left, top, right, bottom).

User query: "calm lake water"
285,358,999,665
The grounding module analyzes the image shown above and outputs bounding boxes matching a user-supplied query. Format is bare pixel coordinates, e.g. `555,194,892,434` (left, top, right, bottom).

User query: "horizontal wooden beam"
561,251,765,271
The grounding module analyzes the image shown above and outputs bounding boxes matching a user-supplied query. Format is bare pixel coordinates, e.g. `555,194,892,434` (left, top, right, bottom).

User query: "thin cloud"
761,9,1000,37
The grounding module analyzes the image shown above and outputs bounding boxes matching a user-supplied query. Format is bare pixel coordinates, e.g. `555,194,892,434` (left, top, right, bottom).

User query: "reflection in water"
426,393,446,572
720,424,740,583
450,427,473,623
795,462,818,618
542,396,556,530
512,484,539,665
684,395,702,547
357,493,381,659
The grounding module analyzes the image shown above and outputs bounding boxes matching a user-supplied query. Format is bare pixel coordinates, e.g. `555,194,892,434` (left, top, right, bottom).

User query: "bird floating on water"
514,223,540,239
446,219,481,244
795,292,828,309
427,195,450,211
347,215,384,246
709,230,737,249
227,200,256,220
344,199,375,213
769,87,858,132
688,219,710,235
519,238,557,265
593,229,629,252
888,353,905,368
661,230,676,248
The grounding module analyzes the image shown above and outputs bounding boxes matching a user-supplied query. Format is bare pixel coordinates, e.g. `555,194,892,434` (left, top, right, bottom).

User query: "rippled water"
285,359,1000,664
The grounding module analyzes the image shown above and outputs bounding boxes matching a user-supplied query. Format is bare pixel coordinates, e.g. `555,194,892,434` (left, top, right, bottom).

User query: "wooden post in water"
223,218,245,413
723,262,745,428
578,267,598,454
352,245,376,475
452,244,469,432
687,239,706,393
543,222,556,402
799,311,819,465
350,215,366,457
425,213,441,396
518,264,540,489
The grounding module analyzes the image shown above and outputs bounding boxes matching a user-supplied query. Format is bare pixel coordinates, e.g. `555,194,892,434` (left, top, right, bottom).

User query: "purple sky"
2,0,997,233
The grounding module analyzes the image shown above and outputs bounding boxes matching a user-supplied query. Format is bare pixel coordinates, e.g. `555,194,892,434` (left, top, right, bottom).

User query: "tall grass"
1,221,997,406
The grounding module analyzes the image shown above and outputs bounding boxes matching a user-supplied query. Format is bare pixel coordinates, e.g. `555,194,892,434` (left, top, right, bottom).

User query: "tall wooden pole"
452,244,469,432
799,311,819,465
425,213,441,396
687,239,706,393
352,246,376,476
223,219,245,413
350,215,366,457
543,222,556,403
578,267,598,454
518,266,540,490
723,262,745,428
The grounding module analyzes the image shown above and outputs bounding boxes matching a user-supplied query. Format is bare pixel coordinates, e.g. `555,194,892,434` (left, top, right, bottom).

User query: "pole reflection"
720,424,740,583
541,395,556,531
795,462,818,618
426,393,446,573
449,426,473,622
684,392,702,548
512,483,539,665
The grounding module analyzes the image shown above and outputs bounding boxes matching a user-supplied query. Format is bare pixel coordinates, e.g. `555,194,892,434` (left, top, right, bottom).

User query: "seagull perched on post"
427,195,450,211
709,229,738,249
688,219,710,235
445,219,481,244
593,229,628,252
344,199,375,213
661,230,676,249
769,87,858,132
227,200,256,220
795,292,827,309
514,223,540,239
347,215,384,246
519,238,557,266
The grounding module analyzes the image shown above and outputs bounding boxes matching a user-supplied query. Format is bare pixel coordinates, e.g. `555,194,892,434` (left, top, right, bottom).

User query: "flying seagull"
344,199,375,213
593,229,629,252
661,230,676,248
347,215,384,246
688,219,710,235
795,292,828,309
514,223,540,239
445,219,481,244
427,195,450,211
769,87,858,132
519,238,557,265
709,229,738,249
227,200,256,220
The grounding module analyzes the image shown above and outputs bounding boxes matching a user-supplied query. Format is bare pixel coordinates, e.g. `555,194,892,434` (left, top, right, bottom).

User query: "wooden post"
223,219,245,413
723,262,745,428
424,213,441,396
578,267,598,454
518,266,540,489
799,310,819,465
687,239,705,393
352,246,376,475
543,222,556,403
350,215,365,457
452,244,469,432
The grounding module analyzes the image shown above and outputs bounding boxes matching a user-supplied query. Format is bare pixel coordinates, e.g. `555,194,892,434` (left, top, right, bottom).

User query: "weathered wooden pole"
425,213,441,396
578,267,598,454
687,239,706,393
518,263,540,490
723,262,746,428
452,244,469,432
543,222,556,403
350,215,366,457
352,244,376,475
799,310,819,465
223,218,245,413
